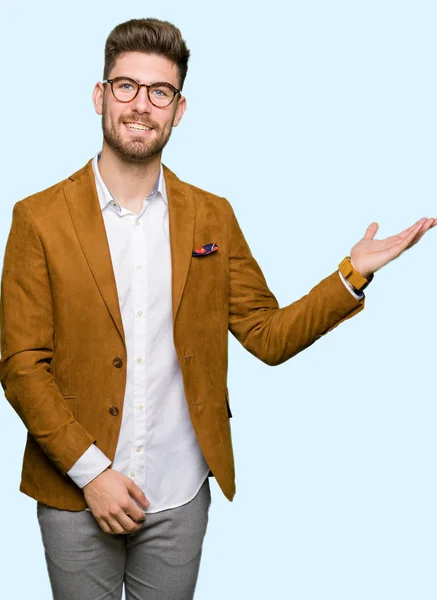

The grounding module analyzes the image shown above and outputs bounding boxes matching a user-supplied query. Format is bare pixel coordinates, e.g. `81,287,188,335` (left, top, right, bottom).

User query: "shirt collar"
91,152,167,212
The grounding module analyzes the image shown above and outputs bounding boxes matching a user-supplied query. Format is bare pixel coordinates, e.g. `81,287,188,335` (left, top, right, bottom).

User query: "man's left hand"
350,217,437,278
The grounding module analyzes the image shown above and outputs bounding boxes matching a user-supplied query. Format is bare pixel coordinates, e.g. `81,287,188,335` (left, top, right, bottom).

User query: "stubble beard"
101,107,173,162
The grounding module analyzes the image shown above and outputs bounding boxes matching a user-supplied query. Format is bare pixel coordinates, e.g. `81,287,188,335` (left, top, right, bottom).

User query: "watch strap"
338,257,373,292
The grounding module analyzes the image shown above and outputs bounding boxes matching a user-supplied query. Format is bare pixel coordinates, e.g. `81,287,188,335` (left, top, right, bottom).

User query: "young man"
0,17,434,600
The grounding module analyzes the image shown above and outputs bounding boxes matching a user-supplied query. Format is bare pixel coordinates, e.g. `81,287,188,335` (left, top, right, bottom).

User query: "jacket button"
109,405,119,416
113,357,123,368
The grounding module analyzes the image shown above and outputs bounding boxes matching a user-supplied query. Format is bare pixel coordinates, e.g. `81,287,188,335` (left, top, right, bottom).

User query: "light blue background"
1,1,436,598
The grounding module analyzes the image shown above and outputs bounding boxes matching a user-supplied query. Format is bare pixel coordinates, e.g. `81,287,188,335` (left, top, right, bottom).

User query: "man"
0,17,434,600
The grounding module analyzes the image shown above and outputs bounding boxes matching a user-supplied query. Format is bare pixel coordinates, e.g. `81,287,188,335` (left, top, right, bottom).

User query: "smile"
124,122,153,133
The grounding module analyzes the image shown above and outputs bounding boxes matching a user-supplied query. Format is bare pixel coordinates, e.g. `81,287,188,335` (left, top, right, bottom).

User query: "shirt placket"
131,212,148,490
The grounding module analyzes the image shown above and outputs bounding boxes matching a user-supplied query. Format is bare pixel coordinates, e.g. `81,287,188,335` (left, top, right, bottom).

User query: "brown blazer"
0,160,364,510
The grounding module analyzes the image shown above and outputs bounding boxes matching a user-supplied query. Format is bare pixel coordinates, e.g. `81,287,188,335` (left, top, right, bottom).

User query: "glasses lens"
112,78,138,102
148,83,175,107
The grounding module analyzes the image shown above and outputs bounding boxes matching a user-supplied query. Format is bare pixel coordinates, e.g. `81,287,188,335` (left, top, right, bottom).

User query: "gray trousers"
37,477,211,600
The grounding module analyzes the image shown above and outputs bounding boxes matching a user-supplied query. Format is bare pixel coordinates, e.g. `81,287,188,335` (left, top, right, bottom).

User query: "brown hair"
104,18,190,89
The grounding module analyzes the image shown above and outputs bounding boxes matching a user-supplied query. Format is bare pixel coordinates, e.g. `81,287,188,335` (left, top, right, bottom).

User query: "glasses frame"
103,76,181,107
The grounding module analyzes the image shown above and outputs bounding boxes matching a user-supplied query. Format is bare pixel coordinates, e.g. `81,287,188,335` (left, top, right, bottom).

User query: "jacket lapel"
163,165,196,323
63,159,126,346
63,160,195,343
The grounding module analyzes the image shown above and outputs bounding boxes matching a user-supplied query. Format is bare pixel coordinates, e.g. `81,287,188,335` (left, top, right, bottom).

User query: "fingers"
396,217,427,239
107,517,128,535
92,491,147,535
363,222,379,240
407,217,435,248
126,497,147,523
128,480,150,509
109,495,147,534
113,509,145,534
83,470,149,535
397,220,424,248
102,491,147,535
394,216,437,241
96,518,113,535
380,218,427,247
385,220,426,260
98,503,146,535
381,217,434,253
94,514,126,535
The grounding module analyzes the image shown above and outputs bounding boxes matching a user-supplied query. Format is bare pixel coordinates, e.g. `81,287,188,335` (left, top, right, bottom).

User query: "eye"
150,84,173,98
113,78,137,93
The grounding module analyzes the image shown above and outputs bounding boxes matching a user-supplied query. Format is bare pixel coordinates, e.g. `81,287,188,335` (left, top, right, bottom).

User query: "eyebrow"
112,76,176,87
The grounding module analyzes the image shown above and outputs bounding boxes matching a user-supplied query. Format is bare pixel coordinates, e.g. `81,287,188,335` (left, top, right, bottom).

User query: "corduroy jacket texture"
0,160,365,510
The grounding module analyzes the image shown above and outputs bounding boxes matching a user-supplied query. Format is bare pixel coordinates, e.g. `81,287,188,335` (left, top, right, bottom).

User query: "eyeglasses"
103,77,181,108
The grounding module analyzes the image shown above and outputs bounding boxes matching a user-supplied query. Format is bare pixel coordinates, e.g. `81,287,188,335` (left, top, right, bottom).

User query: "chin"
122,146,161,161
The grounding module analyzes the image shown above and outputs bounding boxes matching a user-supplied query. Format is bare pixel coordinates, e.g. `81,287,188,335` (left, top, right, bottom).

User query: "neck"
98,142,161,208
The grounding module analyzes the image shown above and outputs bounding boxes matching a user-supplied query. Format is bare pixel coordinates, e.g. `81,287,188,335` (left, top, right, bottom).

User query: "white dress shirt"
67,153,210,513
67,153,363,512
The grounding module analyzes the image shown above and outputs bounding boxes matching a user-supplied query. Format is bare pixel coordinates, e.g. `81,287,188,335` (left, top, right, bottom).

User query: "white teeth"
126,123,151,131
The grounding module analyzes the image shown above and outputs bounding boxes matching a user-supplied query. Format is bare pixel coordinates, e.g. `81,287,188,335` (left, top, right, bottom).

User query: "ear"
172,95,187,128
93,82,105,116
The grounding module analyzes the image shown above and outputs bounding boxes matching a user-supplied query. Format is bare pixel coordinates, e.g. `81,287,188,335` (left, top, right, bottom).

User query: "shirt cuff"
338,270,364,300
67,444,112,488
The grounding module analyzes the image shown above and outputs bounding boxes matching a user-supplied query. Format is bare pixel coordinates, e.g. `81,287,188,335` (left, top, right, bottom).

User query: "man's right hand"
83,468,150,534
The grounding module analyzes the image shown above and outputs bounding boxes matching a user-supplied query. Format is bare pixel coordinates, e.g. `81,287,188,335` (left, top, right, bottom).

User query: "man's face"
93,51,186,161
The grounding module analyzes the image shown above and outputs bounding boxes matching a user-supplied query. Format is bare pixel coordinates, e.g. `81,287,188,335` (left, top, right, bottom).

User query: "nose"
130,85,152,114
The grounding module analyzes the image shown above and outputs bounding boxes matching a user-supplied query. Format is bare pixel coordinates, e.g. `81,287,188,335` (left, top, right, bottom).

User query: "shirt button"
136,265,143,270
136,446,141,453
112,357,123,368
137,404,143,411
136,219,140,226
130,471,135,478
109,405,119,416
137,357,143,364
136,310,143,317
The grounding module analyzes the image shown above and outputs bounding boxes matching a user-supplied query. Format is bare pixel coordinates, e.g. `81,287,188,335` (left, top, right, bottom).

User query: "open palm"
350,218,437,279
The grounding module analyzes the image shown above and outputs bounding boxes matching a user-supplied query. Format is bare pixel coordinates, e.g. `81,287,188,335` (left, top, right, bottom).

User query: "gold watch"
338,256,374,292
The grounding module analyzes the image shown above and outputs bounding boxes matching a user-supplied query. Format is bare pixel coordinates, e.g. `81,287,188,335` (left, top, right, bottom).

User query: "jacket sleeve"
0,201,95,475
226,202,365,366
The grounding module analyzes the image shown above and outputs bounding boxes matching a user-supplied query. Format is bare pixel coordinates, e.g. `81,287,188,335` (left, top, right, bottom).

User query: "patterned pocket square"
192,243,219,257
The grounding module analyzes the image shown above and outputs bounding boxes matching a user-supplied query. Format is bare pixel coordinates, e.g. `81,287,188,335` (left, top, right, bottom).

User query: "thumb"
128,480,150,508
363,222,379,240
